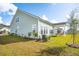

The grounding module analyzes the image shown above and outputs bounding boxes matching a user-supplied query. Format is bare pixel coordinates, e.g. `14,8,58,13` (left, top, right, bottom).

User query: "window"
16,16,19,23
46,28,48,34
32,24,36,29
50,30,53,34
44,27,48,34
41,29,43,34
40,26,43,34
40,26,48,35
15,29,17,33
44,27,46,34
32,24,36,32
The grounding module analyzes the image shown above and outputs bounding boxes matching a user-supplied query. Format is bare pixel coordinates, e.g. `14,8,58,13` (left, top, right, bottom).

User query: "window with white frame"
16,16,20,23
44,27,46,34
32,24,36,32
41,28,43,34
46,27,48,34
40,26,48,35
50,30,53,34
40,26,43,34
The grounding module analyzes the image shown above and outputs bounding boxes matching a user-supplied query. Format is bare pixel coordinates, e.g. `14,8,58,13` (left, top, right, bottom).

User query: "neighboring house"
53,22,69,35
10,9,53,39
0,24,10,35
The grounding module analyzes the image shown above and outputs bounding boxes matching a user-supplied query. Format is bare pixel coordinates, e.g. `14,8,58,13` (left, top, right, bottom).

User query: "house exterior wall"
38,20,53,38
10,9,38,37
10,9,54,38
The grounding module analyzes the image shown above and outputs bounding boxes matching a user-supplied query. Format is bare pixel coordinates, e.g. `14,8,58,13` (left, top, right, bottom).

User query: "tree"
68,9,79,44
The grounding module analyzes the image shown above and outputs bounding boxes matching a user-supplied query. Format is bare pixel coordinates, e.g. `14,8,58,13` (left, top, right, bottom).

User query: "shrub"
34,32,38,37
42,35,48,42
32,30,38,38
9,33,15,36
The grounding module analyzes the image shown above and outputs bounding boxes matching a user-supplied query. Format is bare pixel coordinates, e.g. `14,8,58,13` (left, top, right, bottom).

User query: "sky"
0,3,79,25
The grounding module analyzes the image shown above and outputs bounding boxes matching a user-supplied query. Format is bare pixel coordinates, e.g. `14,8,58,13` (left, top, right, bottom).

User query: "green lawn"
0,34,79,56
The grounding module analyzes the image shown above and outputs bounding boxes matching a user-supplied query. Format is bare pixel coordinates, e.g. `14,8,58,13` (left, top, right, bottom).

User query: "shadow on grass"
0,35,34,45
39,47,66,56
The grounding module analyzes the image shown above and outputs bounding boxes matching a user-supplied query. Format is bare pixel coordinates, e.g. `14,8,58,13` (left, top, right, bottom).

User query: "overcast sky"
0,3,79,25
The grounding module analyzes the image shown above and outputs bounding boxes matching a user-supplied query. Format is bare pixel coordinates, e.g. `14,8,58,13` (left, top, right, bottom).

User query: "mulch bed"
66,43,79,48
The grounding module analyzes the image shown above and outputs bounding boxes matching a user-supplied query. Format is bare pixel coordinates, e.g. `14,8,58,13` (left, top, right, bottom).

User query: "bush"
42,35,48,42
32,31,38,38
9,33,16,36
9,33,21,38
51,35,57,37
34,32,38,37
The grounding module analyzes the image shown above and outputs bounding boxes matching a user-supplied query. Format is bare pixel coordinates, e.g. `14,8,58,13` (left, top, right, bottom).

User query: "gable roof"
11,8,67,27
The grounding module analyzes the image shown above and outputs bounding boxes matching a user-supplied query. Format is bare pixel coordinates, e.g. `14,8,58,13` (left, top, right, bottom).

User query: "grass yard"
0,34,79,56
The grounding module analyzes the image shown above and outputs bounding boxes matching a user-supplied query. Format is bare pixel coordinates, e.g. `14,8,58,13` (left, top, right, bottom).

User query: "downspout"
37,18,39,39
